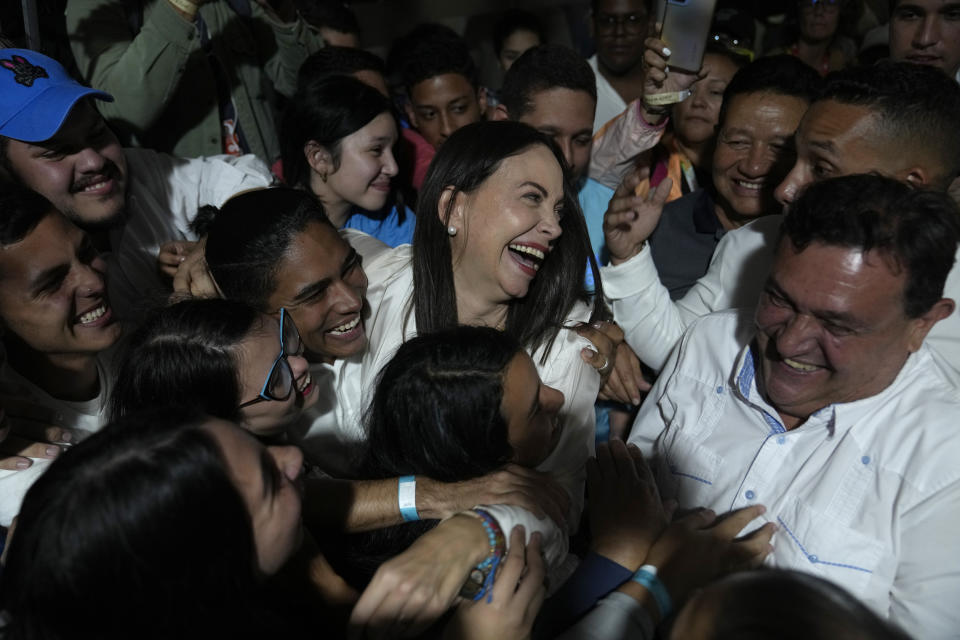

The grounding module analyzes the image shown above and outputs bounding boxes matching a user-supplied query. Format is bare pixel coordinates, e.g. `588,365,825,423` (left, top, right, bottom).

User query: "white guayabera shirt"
630,309,960,638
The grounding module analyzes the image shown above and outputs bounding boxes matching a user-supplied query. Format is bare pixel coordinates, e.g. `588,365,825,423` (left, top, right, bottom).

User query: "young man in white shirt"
0,189,121,525
630,174,960,636
603,61,960,371
0,48,274,321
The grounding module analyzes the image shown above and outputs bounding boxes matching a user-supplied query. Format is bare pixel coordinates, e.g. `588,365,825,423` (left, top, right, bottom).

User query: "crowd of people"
0,0,958,638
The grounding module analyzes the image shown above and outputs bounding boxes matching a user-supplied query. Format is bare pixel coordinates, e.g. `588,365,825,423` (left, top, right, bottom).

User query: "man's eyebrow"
30,264,69,296
259,448,277,500
292,278,331,304
807,138,837,156
446,95,472,106
340,248,360,276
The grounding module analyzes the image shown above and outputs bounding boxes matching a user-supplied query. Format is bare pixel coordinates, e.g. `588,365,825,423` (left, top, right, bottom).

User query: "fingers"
615,342,646,405
6,422,77,445
676,507,717,530
0,434,63,460
608,438,637,480
600,368,633,405
649,177,673,206
628,443,656,486
580,347,607,376
711,504,767,538
491,526,527,599
616,166,647,198
0,455,32,471
517,532,546,613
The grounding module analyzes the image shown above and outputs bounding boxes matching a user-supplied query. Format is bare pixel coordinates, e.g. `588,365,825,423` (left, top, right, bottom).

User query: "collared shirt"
629,309,960,637
604,214,960,372
344,203,416,248
648,189,724,300
587,55,628,134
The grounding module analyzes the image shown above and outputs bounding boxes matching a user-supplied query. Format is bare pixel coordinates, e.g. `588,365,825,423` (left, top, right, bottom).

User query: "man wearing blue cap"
0,48,274,319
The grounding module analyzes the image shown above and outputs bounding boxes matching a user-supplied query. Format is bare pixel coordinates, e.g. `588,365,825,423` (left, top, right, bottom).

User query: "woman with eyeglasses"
110,298,318,437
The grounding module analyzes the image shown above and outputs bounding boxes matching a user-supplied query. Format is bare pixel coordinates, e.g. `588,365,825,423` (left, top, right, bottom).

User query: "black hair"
492,9,545,58
0,186,54,245
296,46,386,91
399,27,480,96
590,0,653,14
330,327,524,589
363,326,522,481
413,120,607,363
782,174,960,318
109,298,262,423
0,408,269,639
699,570,911,640
295,0,360,36
817,61,960,189
703,41,752,71
500,44,597,119
717,54,822,128
281,74,394,190
203,188,334,311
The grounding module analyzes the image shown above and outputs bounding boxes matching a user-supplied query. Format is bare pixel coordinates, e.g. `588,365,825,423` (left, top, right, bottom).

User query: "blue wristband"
398,475,419,522
631,564,672,618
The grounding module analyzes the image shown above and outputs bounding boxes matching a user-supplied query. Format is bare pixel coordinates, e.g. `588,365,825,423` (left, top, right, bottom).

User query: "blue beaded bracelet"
631,564,672,618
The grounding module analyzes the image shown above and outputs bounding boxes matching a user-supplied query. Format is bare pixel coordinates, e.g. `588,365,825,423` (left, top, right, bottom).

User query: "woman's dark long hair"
363,326,522,481
328,327,524,590
0,408,262,639
412,120,607,364
110,299,261,422
280,74,394,190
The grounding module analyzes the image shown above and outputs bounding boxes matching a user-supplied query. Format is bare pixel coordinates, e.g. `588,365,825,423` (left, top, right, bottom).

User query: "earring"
447,225,458,237
320,172,328,183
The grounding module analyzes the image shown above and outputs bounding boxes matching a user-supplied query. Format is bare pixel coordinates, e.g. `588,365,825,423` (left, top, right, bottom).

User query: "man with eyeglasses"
590,0,653,131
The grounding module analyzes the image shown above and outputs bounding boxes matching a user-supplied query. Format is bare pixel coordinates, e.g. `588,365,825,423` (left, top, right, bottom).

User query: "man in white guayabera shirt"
630,174,960,638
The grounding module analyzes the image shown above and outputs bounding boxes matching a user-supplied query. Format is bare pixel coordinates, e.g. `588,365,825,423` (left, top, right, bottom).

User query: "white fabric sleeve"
889,479,960,638
589,100,667,190
555,591,656,640
604,216,779,372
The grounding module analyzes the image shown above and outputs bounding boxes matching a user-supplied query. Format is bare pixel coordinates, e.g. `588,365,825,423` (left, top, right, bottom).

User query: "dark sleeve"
533,552,634,639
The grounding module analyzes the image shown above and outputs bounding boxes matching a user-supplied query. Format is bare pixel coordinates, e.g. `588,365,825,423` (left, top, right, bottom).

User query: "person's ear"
303,140,334,178
901,165,930,188
438,186,465,232
906,298,955,352
492,104,510,121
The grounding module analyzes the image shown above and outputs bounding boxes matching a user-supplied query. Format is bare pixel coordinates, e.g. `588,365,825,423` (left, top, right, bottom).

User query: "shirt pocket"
658,433,722,508
772,498,884,597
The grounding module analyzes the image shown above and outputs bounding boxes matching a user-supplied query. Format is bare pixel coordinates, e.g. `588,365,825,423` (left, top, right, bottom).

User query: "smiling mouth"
508,243,547,273
327,316,361,335
76,302,109,325
296,371,313,393
733,179,765,193
782,357,821,372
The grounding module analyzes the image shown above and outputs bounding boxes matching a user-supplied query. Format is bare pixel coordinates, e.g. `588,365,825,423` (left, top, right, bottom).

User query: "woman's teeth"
78,304,107,324
328,316,360,335
82,180,109,192
734,179,763,191
296,372,313,393
508,244,545,261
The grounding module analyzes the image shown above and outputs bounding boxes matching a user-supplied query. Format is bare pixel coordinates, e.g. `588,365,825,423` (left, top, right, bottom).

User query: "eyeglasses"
238,309,304,409
595,12,648,34
710,33,755,62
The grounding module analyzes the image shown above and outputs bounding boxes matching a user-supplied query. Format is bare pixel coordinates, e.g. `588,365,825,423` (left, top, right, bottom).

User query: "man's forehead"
0,213,78,278
411,74,474,106
799,100,879,144
597,0,649,15
523,88,595,132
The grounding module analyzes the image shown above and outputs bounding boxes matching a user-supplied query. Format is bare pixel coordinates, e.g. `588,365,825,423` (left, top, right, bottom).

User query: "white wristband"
398,475,419,522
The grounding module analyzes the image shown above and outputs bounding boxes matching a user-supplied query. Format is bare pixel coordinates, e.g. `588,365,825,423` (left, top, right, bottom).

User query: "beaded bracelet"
458,508,507,602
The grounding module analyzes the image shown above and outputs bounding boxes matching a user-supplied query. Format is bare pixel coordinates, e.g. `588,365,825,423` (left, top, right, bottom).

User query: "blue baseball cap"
0,48,113,143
